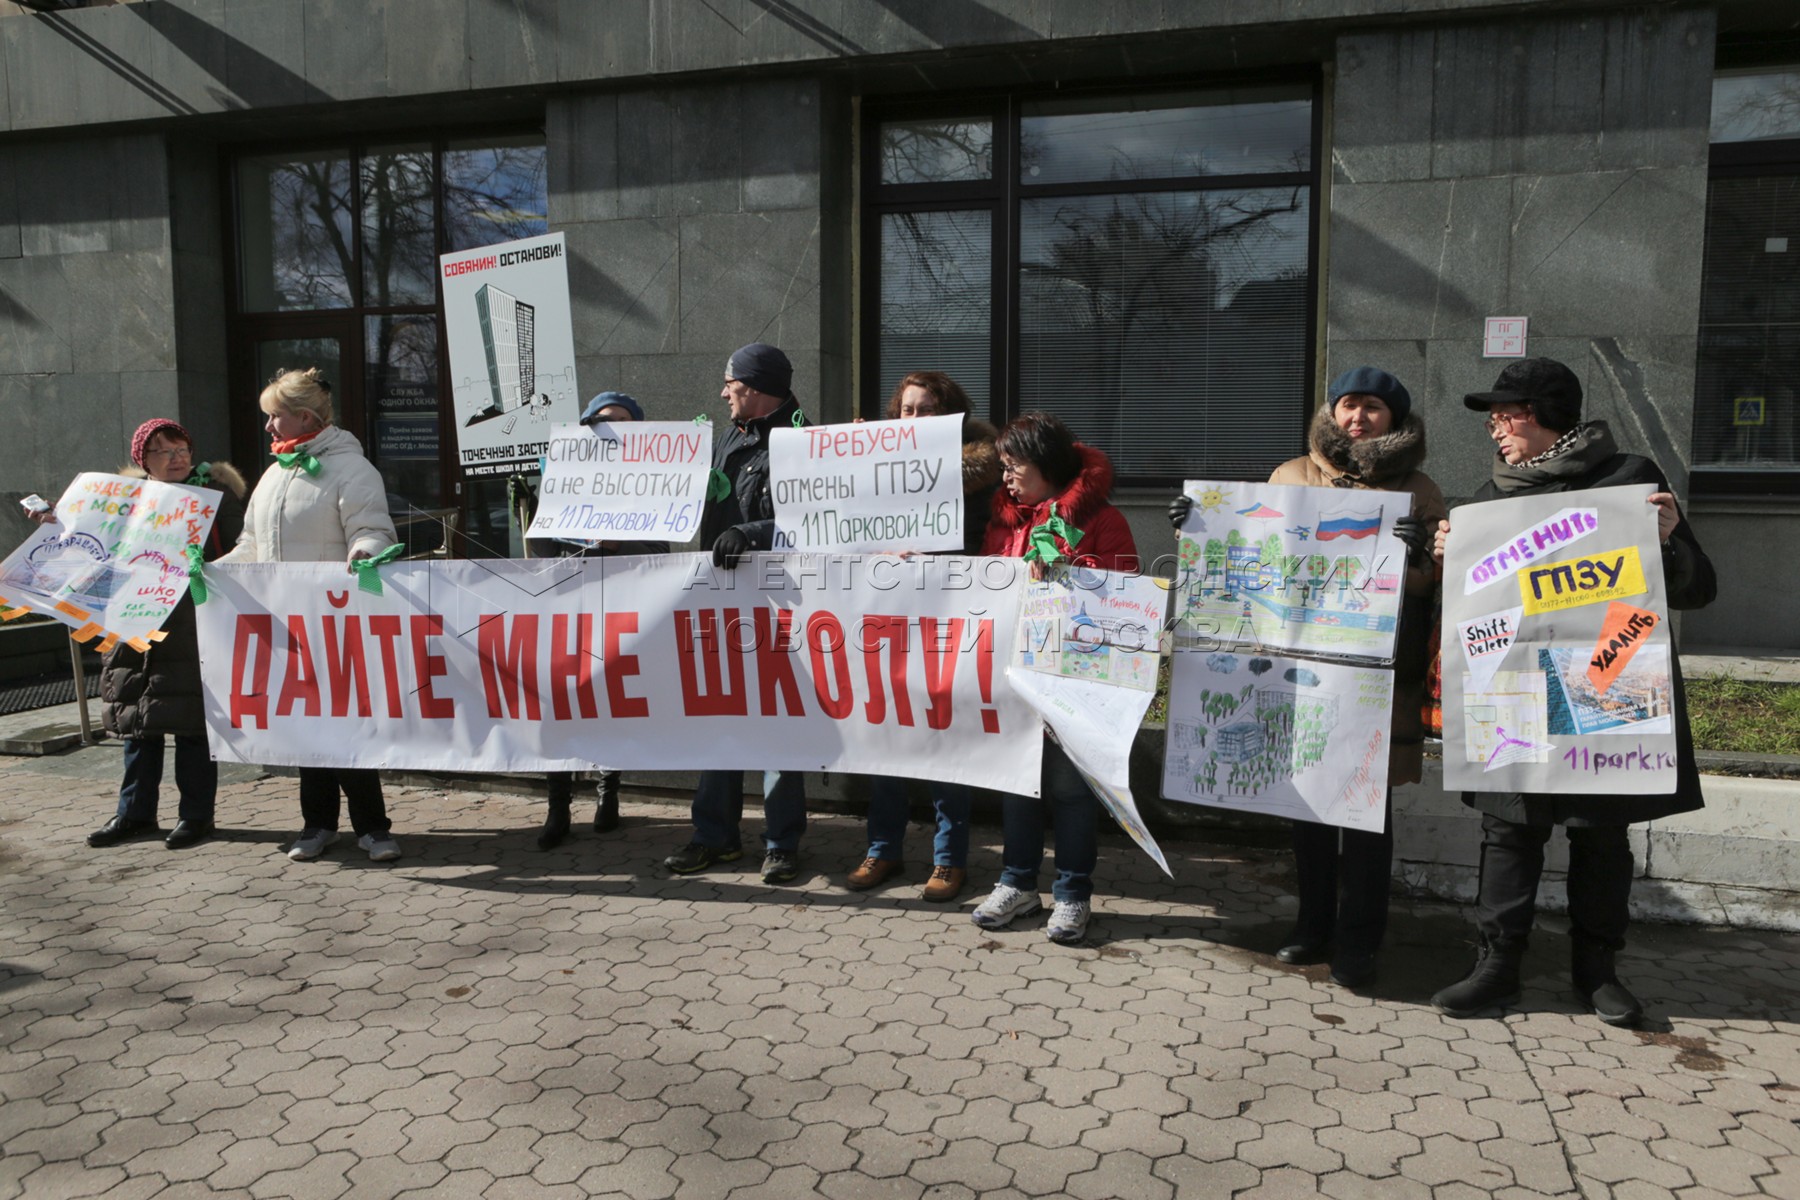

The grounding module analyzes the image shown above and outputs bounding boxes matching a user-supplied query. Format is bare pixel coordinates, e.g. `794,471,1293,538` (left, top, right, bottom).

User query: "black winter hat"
1328,366,1412,425
726,343,794,401
1464,357,1583,433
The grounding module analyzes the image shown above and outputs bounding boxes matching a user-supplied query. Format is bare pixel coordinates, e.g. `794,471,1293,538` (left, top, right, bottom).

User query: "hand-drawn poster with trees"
1162,479,1403,832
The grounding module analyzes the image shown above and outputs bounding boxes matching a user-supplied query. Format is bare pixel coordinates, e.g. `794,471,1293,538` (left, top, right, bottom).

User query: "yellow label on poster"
1517,545,1646,615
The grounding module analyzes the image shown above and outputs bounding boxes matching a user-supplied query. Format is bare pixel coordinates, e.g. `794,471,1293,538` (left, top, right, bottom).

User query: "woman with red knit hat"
29,418,247,849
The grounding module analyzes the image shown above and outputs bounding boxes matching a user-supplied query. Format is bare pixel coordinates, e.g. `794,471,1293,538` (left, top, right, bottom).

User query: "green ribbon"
184,543,208,605
187,462,212,488
1023,502,1085,567
274,449,321,476
351,543,407,596
790,409,806,428
707,469,731,502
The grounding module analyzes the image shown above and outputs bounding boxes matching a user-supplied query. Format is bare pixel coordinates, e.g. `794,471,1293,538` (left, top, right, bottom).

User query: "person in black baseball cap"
1429,356,1716,1029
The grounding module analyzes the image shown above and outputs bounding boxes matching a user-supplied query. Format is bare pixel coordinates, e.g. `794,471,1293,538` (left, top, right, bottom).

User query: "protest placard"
0,473,221,649
1009,566,1173,876
1440,484,1677,794
197,554,1045,795
1172,479,1410,662
1160,649,1393,833
526,420,713,545
441,232,579,477
768,413,965,553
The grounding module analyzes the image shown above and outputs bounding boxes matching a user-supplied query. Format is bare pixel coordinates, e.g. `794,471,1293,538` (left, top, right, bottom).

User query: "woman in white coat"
219,367,404,863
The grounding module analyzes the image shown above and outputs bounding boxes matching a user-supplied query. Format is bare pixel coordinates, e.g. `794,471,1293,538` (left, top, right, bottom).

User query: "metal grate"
0,670,102,718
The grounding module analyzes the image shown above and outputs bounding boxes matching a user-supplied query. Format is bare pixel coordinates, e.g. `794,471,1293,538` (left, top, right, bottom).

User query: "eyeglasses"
146,446,193,461
1484,409,1533,433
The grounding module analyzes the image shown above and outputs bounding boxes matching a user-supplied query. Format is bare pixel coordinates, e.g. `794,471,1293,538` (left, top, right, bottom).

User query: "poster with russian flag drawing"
1171,480,1412,662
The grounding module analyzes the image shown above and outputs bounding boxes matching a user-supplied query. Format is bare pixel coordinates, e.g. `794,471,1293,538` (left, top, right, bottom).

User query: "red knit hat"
130,418,193,468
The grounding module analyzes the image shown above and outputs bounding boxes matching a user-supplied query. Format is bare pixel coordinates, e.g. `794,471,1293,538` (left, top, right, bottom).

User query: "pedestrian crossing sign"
1734,397,1765,426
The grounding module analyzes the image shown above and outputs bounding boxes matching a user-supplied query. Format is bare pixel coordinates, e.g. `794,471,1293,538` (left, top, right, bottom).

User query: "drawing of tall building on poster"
440,232,578,477
473,284,536,418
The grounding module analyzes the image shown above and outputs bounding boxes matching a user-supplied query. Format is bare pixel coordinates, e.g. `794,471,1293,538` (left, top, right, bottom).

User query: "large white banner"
197,554,1044,795
769,414,965,553
1173,479,1410,662
1441,484,1676,794
441,232,580,477
526,420,712,545
0,473,221,649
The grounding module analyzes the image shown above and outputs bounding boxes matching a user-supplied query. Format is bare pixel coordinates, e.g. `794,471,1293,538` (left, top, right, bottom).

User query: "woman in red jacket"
972,413,1139,944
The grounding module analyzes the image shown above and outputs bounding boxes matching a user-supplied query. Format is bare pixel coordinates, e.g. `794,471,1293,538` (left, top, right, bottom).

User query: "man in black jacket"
1430,358,1717,1028
663,343,810,884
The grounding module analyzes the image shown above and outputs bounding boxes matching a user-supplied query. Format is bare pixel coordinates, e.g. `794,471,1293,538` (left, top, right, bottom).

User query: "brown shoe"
920,865,966,903
846,857,903,891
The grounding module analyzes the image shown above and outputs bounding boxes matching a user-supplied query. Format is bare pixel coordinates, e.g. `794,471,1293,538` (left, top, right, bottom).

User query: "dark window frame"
1691,137,1800,498
221,124,547,544
859,73,1323,488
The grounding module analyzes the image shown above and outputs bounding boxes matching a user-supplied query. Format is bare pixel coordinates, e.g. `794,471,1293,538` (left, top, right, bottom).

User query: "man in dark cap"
1429,357,1716,1028
663,343,810,884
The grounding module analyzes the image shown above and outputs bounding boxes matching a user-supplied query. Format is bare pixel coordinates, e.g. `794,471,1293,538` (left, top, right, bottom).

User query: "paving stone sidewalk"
2,746,1797,1199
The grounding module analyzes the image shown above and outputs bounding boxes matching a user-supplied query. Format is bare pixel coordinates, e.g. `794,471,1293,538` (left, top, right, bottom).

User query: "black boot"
538,794,572,850
1571,935,1642,1028
1432,937,1526,1018
594,772,620,834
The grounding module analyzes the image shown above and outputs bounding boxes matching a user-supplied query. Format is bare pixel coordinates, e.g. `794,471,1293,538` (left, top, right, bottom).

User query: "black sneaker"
663,842,742,874
761,849,800,885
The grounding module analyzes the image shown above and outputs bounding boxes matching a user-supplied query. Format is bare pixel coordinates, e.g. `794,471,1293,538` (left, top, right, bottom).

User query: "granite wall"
1325,8,1716,506
547,77,852,438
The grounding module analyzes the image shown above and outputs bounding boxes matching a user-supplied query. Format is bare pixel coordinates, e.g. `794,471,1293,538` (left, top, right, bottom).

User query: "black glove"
1167,494,1194,530
1392,515,1429,559
711,526,753,570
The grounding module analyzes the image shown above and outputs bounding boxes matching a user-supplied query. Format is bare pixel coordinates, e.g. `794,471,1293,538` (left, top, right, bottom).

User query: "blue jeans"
999,740,1098,904
866,776,971,867
691,770,806,852
117,734,217,825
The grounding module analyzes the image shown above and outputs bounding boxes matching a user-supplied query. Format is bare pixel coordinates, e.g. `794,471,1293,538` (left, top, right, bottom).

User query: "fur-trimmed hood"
116,460,249,499
987,442,1116,532
1305,405,1428,488
962,418,1001,496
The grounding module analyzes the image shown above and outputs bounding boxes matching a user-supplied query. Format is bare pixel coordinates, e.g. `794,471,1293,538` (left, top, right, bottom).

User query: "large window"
862,83,1318,483
230,134,548,548
1695,70,1800,494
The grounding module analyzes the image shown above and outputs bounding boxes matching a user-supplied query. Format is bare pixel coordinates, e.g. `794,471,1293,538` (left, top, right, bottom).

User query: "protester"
1429,357,1716,1027
218,367,404,864
972,412,1138,943
523,391,668,850
663,343,810,884
1168,367,1444,987
845,370,1000,903
32,420,248,849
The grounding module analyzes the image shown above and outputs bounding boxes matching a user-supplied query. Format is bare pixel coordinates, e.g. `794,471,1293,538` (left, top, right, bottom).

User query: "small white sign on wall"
1484,316,1529,358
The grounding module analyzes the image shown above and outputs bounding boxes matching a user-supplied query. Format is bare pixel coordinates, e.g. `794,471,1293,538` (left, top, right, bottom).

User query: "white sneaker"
288,828,338,861
971,883,1042,929
358,833,402,862
1047,900,1091,944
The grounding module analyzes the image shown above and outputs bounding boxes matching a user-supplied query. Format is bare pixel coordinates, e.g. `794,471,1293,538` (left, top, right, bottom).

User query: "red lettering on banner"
807,611,854,720
229,614,273,729
369,615,405,718
276,615,322,717
322,615,372,718
860,615,915,727
409,615,456,719
919,617,962,731
603,612,647,719
974,619,998,734
753,608,805,717
478,614,542,720
676,609,748,717
550,614,599,720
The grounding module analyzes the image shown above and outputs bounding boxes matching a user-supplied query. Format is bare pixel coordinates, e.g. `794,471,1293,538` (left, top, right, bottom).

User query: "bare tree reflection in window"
879,120,993,184
445,141,549,251
879,209,992,406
